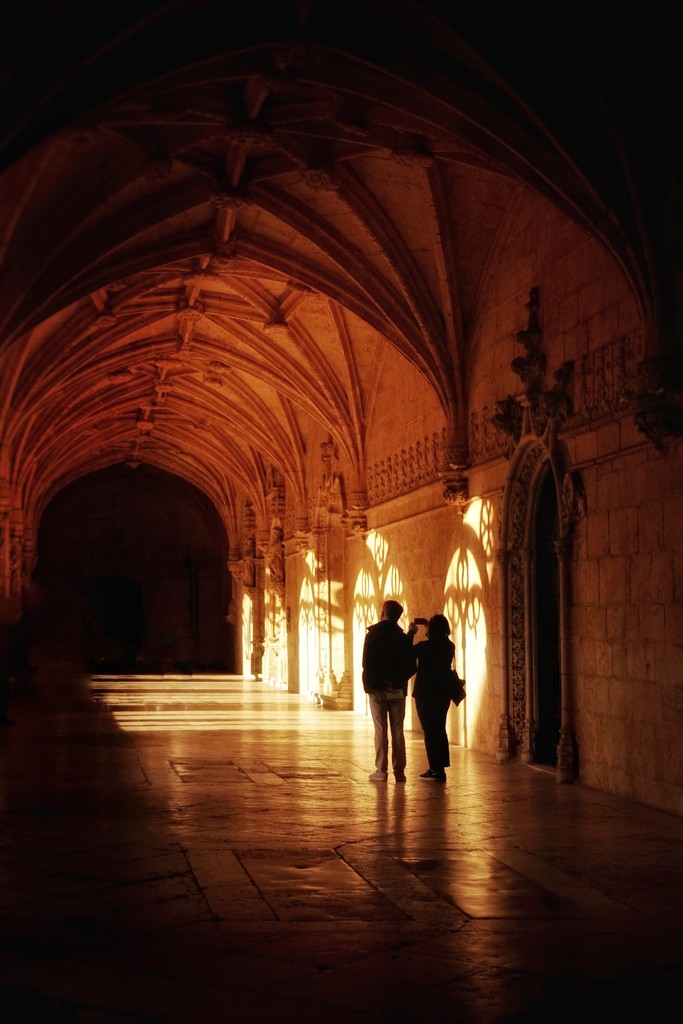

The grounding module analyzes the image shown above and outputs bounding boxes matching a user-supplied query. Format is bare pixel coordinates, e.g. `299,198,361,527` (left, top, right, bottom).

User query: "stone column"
495,548,515,762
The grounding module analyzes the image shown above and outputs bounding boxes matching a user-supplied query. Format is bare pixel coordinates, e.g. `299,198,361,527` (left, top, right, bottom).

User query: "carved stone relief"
472,330,645,465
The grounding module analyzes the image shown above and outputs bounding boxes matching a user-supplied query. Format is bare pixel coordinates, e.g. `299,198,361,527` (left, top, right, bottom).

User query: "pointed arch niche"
496,434,585,782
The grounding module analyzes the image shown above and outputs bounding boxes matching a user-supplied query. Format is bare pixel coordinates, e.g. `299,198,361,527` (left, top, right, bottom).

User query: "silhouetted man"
362,599,415,782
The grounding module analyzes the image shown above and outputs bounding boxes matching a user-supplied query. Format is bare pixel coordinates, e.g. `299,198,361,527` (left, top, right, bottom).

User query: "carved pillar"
252,530,268,680
263,519,286,687
226,548,242,669
239,505,258,677
555,536,578,782
520,549,536,762
495,549,515,762
312,522,330,695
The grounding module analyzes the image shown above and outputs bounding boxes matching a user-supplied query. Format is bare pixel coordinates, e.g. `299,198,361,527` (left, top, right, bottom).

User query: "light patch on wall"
465,497,496,583
444,542,487,749
242,592,254,678
365,529,388,576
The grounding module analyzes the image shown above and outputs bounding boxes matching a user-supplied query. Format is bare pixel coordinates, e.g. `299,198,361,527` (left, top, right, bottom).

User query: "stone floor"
1,673,681,1023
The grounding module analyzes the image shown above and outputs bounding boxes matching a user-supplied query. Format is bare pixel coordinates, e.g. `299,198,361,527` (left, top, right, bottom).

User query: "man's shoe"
394,774,406,783
419,769,435,779
369,770,388,781
432,771,447,782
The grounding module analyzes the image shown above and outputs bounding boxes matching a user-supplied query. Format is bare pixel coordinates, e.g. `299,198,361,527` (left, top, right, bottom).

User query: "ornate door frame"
496,433,585,782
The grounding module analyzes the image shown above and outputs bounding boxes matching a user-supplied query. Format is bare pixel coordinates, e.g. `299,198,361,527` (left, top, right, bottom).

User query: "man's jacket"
362,619,415,694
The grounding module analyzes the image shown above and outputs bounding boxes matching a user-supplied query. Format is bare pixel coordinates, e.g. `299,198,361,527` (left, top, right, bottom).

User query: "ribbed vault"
0,2,666,551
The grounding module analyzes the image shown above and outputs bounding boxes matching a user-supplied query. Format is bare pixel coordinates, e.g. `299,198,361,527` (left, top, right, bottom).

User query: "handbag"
448,668,466,706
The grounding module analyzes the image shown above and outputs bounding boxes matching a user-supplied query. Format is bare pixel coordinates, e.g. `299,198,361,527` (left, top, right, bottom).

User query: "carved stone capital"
440,470,469,513
347,510,367,536
226,555,243,581
345,490,368,536
348,490,367,509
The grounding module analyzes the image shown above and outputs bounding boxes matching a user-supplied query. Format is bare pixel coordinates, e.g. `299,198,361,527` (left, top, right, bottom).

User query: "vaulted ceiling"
1,1,675,544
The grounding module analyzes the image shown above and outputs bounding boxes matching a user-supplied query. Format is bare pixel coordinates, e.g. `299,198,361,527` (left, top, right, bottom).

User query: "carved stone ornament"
538,361,574,432
295,531,310,555
343,490,366,536
209,187,248,210
347,512,367,536
224,125,272,146
367,428,447,503
513,287,544,387
209,238,238,271
510,287,547,435
108,368,133,382
272,42,324,70
491,396,523,444
633,355,683,449
301,166,340,192
177,305,203,324
560,471,587,531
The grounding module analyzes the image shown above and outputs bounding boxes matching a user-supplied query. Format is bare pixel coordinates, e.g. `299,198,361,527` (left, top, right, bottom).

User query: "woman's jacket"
411,635,455,702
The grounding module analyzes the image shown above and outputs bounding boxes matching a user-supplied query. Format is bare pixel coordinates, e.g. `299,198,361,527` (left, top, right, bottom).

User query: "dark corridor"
86,575,143,673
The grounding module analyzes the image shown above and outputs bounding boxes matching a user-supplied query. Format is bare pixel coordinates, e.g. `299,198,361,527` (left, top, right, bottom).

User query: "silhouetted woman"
408,613,455,782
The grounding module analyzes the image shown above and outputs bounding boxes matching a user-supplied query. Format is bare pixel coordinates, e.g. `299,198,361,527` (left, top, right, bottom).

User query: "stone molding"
367,428,448,504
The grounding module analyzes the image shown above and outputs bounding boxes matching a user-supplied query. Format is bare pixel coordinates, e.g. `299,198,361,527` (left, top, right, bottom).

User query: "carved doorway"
534,471,561,765
499,436,581,780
